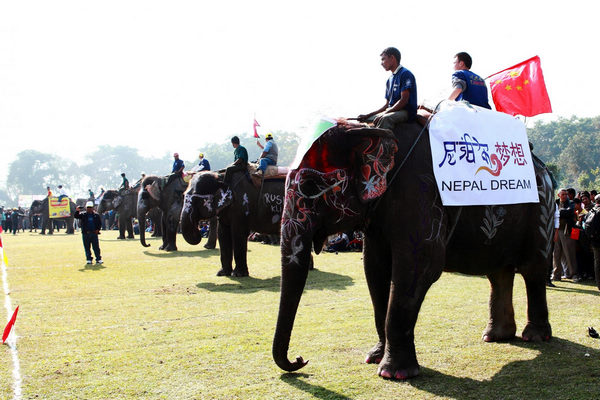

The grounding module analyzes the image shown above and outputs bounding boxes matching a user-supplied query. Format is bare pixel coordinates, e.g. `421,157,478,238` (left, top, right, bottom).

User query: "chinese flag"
2,306,19,344
487,56,552,117
253,119,260,138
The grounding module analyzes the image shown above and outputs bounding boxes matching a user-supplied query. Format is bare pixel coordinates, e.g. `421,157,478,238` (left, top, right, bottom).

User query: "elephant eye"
298,180,320,198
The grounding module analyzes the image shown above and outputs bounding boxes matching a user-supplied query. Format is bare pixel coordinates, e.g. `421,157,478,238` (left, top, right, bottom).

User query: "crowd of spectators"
551,188,600,291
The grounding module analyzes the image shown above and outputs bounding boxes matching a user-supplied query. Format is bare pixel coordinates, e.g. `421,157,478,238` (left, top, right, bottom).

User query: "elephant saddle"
248,163,288,187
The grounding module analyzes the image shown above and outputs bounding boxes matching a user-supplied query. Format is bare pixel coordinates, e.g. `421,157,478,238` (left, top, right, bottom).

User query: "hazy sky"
1,0,599,185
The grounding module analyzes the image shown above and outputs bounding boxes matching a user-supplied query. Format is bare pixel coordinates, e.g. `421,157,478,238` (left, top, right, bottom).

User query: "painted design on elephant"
417,174,445,243
480,205,506,243
242,193,249,216
360,137,398,201
281,184,312,238
263,193,284,214
218,189,232,208
183,193,213,214
536,170,555,259
283,234,304,266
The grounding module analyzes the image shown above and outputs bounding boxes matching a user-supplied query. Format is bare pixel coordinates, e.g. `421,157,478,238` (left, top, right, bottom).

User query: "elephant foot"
216,268,233,277
127,236,135,239
39,232,45,235
377,355,420,380
482,321,517,342
204,244,216,249
365,341,385,364
117,236,126,240
232,268,249,277
164,245,177,252
521,322,552,342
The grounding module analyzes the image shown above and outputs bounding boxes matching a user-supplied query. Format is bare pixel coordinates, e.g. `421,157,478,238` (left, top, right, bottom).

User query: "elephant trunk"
180,200,203,245
138,199,151,247
272,234,312,372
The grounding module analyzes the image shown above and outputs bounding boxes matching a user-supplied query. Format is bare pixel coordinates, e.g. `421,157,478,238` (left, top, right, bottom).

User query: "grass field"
1,231,599,399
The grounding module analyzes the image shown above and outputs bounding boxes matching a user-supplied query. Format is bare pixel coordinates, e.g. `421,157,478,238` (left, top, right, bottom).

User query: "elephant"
180,169,285,276
97,188,139,239
272,124,554,380
29,197,76,234
137,174,188,251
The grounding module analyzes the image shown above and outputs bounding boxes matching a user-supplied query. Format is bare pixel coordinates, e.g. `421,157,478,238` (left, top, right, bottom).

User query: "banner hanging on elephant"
48,196,71,218
429,101,538,206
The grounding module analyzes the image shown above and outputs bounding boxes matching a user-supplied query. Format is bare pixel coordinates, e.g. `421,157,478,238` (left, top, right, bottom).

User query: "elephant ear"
213,188,233,213
348,128,398,203
146,181,162,202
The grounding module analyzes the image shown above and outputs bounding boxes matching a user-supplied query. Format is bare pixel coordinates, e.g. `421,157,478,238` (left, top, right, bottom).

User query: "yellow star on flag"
524,80,529,85
495,79,502,85
508,71,520,78
505,85,512,91
516,86,523,91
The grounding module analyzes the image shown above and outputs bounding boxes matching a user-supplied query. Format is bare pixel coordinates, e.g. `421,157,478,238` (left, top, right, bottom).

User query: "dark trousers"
82,232,101,261
592,246,600,290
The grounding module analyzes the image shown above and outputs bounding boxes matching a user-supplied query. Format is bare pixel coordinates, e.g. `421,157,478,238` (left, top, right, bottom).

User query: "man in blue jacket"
74,201,103,264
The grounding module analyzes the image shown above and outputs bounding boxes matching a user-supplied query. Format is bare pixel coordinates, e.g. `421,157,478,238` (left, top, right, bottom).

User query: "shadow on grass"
196,269,354,294
548,281,600,296
142,248,219,258
78,263,106,272
280,373,352,400
407,337,600,399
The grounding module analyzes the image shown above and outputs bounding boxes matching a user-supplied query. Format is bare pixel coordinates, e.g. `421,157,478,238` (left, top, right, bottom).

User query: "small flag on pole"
2,306,19,344
486,56,552,117
253,119,261,138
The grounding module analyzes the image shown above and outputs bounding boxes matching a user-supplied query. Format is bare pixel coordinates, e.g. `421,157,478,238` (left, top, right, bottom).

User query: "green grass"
1,231,599,399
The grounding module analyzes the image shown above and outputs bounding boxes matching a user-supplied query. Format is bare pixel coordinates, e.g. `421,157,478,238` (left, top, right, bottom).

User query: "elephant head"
180,172,233,245
97,190,118,214
273,126,398,372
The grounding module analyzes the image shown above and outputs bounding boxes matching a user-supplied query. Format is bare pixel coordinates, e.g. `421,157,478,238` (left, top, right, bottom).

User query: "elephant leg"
520,262,551,342
217,222,233,276
483,265,517,342
163,213,178,251
363,234,392,364
377,241,443,380
118,220,126,239
159,212,169,250
126,218,134,239
232,228,250,277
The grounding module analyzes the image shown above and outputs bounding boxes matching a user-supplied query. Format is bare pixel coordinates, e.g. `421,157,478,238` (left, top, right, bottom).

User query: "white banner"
429,101,539,206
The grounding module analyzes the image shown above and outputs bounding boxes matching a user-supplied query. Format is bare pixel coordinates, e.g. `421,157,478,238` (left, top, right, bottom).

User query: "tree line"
0,131,301,205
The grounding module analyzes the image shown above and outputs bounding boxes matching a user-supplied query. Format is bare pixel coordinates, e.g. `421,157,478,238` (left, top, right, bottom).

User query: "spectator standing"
74,201,103,264
552,189,578,282
584,194,600,290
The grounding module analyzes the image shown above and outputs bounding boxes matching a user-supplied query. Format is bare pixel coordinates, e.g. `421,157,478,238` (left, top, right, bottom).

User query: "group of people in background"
552,188,600,291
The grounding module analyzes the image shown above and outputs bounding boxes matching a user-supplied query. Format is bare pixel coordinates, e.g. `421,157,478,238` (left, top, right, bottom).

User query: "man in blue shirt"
256,133,278,174
74,201,103,264
449,52,491,109
172,153,185,174
197,153,210,172
358,47,418,129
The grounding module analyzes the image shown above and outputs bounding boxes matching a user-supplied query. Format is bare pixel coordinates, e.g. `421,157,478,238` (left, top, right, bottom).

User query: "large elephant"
29,198,76,234
272,124,554,380
137,175,188,251
97,188,139,239
180,170,285,276
147,207,163,238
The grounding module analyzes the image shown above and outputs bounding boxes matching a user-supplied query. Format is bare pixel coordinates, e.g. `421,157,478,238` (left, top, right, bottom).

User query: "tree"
6,150,74,200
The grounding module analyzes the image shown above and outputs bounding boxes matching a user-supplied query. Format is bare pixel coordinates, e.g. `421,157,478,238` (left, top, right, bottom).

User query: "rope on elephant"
1,243,23,399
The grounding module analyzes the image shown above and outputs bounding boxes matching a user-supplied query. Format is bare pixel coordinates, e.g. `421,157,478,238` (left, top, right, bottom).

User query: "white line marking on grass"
1,246,23,400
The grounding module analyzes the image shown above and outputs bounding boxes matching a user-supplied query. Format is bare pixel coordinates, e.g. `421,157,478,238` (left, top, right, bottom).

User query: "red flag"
0,226,3,234
253,119,260,138
2,306,19,344
487,56,552,117
0,236,3,249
